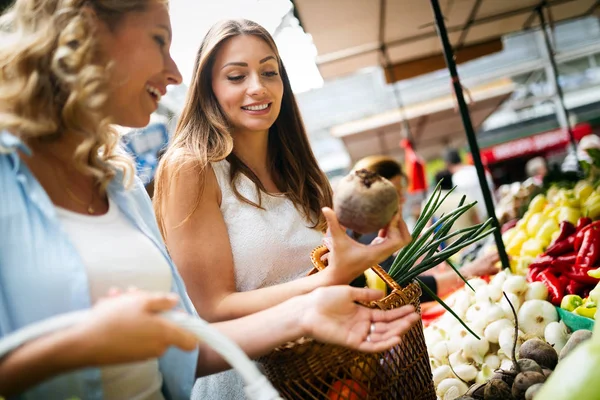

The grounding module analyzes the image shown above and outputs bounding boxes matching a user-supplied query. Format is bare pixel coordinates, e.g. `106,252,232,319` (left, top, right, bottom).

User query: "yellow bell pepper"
557,207,581,225
535,219,559,246
506,230,528,257
583,193,600,220
364,268,387,294
575,182,595,203
528,194,548,214
502,227,518,246
556,189,580,208
526,212,545,237
561,295,584,312
575,304,597,319
588,268,600,279
520,238,546,258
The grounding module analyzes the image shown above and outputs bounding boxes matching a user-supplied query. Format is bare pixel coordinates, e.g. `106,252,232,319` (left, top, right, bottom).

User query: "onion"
484,318,514,344
476,363,494,384
498,326,524,357
436,378,468,398
431,341,451,362
525,281,549,301
544,321,569,354
452,363,478,382
449,350,467,366
502,275,529,298
433,365,453,386
500,292,521,321
486,283,504,303
490,270,508,287
466,278,488,291
518,299,559,337
461,336,489,364
484,354,501,370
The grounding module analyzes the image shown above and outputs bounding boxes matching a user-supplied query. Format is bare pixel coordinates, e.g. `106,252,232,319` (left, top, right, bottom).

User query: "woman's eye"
263,71,279,77
154,35,166,47
227,75,245,82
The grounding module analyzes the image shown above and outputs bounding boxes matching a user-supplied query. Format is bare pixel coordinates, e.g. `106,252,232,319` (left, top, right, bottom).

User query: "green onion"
386,182,495,338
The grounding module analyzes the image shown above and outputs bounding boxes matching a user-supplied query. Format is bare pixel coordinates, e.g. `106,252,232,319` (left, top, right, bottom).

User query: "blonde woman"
153,19,412,398
0,2,421,399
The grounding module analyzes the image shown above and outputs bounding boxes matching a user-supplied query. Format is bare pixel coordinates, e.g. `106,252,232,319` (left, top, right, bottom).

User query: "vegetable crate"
257,245,436,399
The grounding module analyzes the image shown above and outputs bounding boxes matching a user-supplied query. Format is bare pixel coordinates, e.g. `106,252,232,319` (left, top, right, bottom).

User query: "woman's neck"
232,129,270,177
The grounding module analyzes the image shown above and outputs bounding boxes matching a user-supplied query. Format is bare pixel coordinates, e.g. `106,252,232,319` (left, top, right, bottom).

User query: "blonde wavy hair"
154,19,332,237
0,0,165,191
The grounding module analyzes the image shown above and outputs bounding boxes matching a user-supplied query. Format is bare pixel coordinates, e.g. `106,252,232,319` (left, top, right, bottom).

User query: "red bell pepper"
545,236,575,257
529,255,554,269
562,265,600,285
574,221,600,251
577,217,593,231
527,265,544,283
566,279,586,296
550,221,576,247
537,270,564,306
550,253,577,270
576,225,600,268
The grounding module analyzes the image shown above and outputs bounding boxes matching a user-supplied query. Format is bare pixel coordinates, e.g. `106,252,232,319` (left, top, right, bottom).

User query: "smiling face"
210,34,284,135
95,1,182,128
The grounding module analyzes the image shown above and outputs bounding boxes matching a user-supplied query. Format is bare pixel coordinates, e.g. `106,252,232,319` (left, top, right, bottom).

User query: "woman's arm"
195,286,419,377
162,165,411,322
0,292,197,396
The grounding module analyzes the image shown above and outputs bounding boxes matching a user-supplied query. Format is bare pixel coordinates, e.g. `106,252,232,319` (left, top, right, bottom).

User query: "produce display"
422,156,600,399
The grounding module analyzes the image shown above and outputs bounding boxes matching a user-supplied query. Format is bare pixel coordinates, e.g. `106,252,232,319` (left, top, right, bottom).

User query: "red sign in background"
477,123,593,164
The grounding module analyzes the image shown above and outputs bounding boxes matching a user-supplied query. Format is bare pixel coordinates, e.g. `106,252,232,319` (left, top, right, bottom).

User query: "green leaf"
446,258,474,292
417,278,480,339
587,148,600,168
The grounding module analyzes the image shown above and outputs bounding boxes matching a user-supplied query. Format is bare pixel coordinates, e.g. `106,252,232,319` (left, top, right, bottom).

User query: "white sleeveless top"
192,160,323,399
56,197,171,400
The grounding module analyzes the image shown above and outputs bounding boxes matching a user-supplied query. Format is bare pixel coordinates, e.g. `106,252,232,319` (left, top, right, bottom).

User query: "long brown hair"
154,19,332,236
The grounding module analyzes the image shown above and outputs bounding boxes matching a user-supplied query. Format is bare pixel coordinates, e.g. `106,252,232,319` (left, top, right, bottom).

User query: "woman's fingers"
142,293,181,312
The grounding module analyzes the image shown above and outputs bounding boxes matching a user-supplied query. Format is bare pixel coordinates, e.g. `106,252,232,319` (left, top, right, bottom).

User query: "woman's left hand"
321,207,411,284
300,286,420,352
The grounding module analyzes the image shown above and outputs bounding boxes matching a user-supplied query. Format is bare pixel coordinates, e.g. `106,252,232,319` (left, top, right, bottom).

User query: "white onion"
466,278,488,291
432,365,453,386
498,326,524,357
431,341,451,362
490,270,508,287
452,363,478,382
487,283,504,303
449,350,467,366
500,292,521,321
517,299,559,337
484,318,514,344
544,320,569,354
502,275,529,298
484,354,501,370
525,281,549,301
476,363,494,384
461,335,489,364
436,378,468,398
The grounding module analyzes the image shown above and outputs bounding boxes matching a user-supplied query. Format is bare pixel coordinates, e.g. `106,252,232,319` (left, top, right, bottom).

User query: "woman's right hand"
76,291,198,366
321,208,412,284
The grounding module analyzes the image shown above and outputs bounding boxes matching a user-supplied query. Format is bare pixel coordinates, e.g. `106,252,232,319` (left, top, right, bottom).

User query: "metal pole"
536,5,580,156
429,0,511,271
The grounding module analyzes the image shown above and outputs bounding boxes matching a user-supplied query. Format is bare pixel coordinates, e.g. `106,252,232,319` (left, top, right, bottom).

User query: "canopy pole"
536,5,580,157
429,0,511,271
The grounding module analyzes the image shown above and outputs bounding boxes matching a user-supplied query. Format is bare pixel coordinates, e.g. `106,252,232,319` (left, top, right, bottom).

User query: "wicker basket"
257,245,436,400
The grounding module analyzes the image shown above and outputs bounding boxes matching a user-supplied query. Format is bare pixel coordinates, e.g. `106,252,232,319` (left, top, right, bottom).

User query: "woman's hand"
300,286,420,352
321,207,411,284
76,291,198,366
460,249,501,279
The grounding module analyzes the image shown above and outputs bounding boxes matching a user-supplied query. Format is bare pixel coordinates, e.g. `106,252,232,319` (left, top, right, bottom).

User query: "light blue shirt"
0,131,198,400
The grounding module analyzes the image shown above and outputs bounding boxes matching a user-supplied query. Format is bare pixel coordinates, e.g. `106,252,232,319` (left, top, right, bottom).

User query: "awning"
293,0,599,82
330,79,515,163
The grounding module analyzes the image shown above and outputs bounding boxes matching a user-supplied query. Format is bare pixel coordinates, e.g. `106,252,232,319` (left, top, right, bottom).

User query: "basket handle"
309,245,402,292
